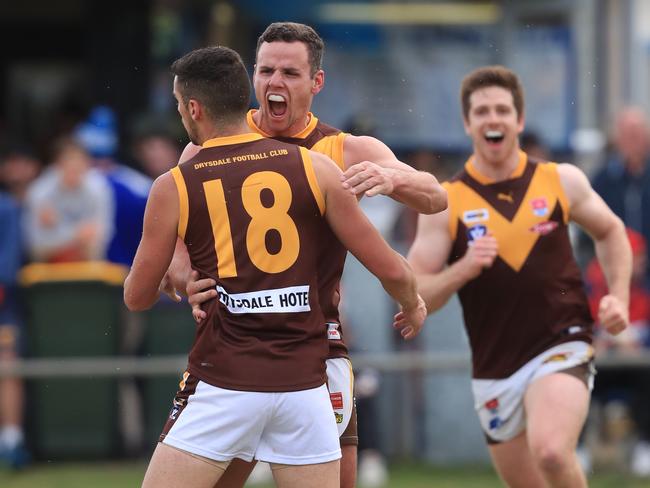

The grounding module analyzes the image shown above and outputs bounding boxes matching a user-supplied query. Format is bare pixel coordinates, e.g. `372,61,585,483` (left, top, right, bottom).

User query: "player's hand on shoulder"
393,294,427,340
186,270,217,324
460,235,498,279
341,161,396,197
598,294,629,336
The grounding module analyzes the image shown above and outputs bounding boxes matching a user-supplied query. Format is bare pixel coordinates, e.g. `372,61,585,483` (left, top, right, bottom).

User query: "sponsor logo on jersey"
216,285,310,314
542,352,570,364
529,221,558,235
327,322,342,340
330,392,344,410
566,325,584,335
531,197,549,216
489,417,503,430
463,208,489,224
170,406,180,420
485,398,499,411
497,192,514,203
467,224,487,243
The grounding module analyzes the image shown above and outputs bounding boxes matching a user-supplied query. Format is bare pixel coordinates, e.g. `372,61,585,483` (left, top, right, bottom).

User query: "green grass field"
1,461,649,487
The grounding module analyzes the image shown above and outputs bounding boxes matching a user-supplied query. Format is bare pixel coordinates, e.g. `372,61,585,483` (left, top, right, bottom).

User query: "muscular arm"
559,163,631,333
124,173,179,311
407,210,497,313
311,151,426,337
342,135,447,214
159,142,202,300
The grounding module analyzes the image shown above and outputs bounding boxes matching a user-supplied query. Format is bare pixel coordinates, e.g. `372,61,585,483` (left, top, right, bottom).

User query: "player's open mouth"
484,130,504,144
268,94,287,118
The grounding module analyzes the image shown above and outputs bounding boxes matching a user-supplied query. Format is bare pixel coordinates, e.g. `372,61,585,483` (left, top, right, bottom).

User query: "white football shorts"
472,341,595,443
326,357,356,442
161,379,341,465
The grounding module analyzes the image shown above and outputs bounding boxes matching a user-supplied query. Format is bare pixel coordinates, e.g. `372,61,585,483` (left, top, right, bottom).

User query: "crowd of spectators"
0,105,182,468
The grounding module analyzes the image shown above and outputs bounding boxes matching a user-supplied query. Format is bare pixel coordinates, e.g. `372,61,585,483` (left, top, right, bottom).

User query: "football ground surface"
0,462,649,487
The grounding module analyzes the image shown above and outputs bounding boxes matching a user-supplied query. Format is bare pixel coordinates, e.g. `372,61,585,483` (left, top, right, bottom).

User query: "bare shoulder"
308,149,342,195
309,149,342,173
145,172,178,210
556,162,589,182
556,162,592,206
343,134,391,154
343,134,400,166
179,142,202,164
151,171,176,195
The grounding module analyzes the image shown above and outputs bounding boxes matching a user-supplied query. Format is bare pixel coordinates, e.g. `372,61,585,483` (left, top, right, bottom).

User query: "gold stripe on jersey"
291,113,320,138
170,166,189,240
246,110,268,136
246,110,319,138
179,370,190,390
246,109,347,169
202,133,264,148
465,151,527,184
311,132,346,170
300,147,325,216
447,161,568,272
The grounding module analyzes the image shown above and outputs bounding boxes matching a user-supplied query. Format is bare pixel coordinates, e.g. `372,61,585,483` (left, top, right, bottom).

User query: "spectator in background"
587,228,650,351
75,106,152,266
23,138,113,262
592,107,650,287
0,146,41,204
0,188,30,468
585,228,650,476
131,129,181,179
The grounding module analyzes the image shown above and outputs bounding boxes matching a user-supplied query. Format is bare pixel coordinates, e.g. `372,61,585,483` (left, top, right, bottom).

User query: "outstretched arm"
407,210,498,313
124,173,179,311
311,150,426,339
559,163,631,335
342,135,447,214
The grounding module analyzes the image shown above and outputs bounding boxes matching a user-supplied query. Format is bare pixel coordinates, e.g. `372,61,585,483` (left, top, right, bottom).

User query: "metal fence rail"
1,350,648,378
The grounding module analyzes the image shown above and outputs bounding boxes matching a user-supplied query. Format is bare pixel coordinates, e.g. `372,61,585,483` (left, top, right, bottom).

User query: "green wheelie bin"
20,261,127,460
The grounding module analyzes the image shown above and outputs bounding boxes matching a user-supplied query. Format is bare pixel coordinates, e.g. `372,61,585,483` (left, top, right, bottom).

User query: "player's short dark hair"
171,46,250,124
256,22,324,76
460,66,524,121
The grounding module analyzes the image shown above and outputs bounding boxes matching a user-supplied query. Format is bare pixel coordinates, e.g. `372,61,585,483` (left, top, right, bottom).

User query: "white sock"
1,426,24,449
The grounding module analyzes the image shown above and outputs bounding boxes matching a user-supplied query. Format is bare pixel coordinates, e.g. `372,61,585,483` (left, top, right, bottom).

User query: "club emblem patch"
531,197,548,217
467,225,487,243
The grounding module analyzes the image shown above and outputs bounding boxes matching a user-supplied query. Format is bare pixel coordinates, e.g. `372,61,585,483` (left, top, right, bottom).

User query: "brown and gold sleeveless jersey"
170,133,331,392
445,151,593,379
247,110,350,359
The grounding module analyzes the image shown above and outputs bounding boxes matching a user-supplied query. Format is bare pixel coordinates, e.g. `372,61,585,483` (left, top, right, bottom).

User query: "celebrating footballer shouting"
408,66,631,487
124,46,426,488
163,22,447,488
